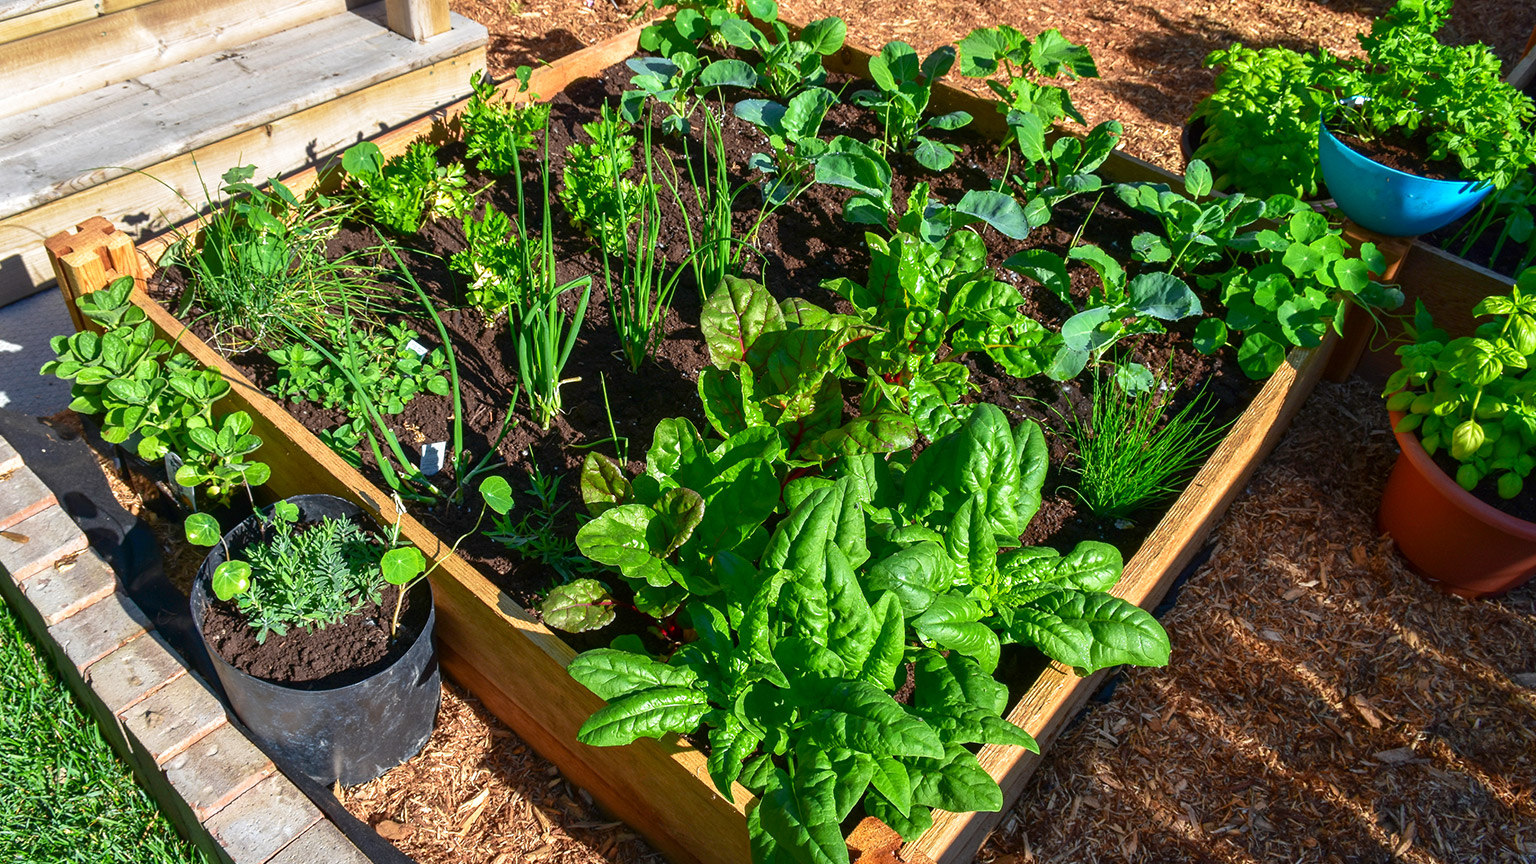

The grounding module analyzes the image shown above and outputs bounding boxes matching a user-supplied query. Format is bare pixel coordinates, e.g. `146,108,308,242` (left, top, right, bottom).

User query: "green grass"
0,596,206,864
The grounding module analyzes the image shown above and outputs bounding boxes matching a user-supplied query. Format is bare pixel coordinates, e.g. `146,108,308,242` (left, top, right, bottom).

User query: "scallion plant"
1062,371,1228,519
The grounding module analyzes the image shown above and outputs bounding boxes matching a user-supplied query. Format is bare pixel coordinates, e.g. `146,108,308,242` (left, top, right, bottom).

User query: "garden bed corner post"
44,216,144,335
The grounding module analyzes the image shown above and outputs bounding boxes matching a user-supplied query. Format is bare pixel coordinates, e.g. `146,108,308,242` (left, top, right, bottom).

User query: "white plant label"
420,441,447,476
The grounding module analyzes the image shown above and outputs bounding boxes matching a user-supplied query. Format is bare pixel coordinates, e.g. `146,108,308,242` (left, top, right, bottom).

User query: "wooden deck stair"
0,0,487,306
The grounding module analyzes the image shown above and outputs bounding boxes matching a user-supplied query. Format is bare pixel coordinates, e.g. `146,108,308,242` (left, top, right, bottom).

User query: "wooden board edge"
0,0,95,45
909,338,1337,862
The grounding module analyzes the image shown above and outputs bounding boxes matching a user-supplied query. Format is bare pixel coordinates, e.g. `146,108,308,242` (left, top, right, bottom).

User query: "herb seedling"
1385,272,1536,497
559,105,646,256
462,68,551,176
341,140,474,236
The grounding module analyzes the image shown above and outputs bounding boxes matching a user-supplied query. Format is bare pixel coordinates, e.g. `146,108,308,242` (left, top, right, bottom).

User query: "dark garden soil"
1330,128,1467,183
202,576,429,688
151,60,1264,648
1429,446,1536,523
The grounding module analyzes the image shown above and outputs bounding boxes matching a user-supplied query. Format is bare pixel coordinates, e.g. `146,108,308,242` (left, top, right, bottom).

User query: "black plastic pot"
190,494,440,786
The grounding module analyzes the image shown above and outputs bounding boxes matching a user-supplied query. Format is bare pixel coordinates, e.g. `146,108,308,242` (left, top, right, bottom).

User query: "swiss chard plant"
41,276,270,504
461,68,551,176
696,277,918,463
1385,271,1536,497
341,140,474,236
850,41,972,172
822,197,1053,437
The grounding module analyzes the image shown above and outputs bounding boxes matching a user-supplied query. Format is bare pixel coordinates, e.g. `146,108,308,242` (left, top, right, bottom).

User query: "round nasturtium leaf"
184,512,222,547
381,547,426,586
272,500,300,523
479,475,514,516
211,560,251,601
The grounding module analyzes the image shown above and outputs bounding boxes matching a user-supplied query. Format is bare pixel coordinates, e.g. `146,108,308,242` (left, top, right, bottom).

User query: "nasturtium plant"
851,41,972,172
1386,271,1536,498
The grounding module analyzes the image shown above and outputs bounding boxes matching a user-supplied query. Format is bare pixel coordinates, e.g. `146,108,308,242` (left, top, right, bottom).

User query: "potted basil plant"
185,477,512,784
1380,268,1536,597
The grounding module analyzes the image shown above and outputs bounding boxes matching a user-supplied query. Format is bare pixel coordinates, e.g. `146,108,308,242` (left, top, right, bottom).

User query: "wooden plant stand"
39,21,1478,864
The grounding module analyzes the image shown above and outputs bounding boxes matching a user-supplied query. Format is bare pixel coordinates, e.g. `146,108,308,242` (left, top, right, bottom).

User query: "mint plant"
1385,271,1536,497
341,140,474,236
41,276,270,504
461,68,551,176
851,41,973,171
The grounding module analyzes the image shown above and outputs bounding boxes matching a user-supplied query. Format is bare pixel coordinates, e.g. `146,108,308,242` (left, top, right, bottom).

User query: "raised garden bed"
45,20,1364,864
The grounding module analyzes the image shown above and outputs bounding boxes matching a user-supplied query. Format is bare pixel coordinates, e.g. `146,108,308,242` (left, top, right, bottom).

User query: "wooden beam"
0,0,351,118
0,0,93,45
385,0,448,41
43,216,144,334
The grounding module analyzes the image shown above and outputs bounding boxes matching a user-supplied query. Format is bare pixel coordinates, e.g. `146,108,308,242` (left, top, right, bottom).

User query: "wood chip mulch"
978,379,1536,863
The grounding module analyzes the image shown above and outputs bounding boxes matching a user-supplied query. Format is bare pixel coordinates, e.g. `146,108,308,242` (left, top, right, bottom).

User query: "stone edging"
0,430,373,864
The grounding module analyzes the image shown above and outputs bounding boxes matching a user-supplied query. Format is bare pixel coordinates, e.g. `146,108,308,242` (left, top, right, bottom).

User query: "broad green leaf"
479,475,514,515
568,647,694,700
381,547,425,586
1010,590,1171,672
908,744,1003,813
758,767,844,864
702,276,785,368
699,58,758,89
184,512,222,547
576,685,709,746
869,759,913,818
211,560,251,601
859,592,906,690
914,593,1000,673
806,680,944,758
956,189,1030,239
539,580,617,632
1127,272,1201,320
580,452,632,516
799,16,847,55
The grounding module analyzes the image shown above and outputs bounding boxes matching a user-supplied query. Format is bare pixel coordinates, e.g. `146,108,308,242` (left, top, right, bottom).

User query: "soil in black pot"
202,578,429,690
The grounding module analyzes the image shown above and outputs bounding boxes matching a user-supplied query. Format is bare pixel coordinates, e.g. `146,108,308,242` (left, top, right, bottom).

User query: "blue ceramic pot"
1317,124,1491,237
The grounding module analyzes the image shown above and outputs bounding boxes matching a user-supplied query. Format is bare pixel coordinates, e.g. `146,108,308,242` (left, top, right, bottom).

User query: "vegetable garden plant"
40,7,1392,861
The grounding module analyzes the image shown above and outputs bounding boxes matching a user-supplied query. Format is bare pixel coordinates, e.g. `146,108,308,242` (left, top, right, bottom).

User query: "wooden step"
0,2,486,305
0,0,364,118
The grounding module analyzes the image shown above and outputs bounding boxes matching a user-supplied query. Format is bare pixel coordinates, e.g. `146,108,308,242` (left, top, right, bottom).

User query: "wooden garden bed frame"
38,21,1497,864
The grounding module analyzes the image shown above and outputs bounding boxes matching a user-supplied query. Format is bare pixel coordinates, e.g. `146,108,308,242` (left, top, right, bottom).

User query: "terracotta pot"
1379,411,1536,597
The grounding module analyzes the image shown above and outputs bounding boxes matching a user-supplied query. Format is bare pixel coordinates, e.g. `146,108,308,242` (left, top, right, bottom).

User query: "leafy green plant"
569,477,1038,861
734,87,893,211
341,140,474,236
267,321,449,416
1003,240,1201,385
41,277,270,505
488,458,594,582
167,165,378,351
185,501,385,643
696,277,917,463
621,54,758,135
714,0,846,99
957,26,1098,157
1385,271,1536,497
1190,44,1343,198
638,0,739,59
1449,173,1536,275
851,41,972,171
1331,0,1536,191
559,105,646,256
462,68,551,176
1062,372,1227,518
823,199,1053,437
1113,162,1403,379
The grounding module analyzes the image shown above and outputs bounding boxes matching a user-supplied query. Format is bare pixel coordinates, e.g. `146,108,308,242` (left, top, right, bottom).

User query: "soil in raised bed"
202,575,429,688
151,60,1263,645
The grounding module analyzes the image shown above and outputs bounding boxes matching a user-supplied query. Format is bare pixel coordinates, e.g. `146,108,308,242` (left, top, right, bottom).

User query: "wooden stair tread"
0,0,73,21
0,2,486,219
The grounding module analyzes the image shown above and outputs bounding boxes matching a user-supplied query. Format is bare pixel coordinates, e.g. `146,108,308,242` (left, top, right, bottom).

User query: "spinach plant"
569,478,1037,860
850,41,972,171
1385,271,1536,497
462,68,551,176
42,277,271,504
341,140,474,236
